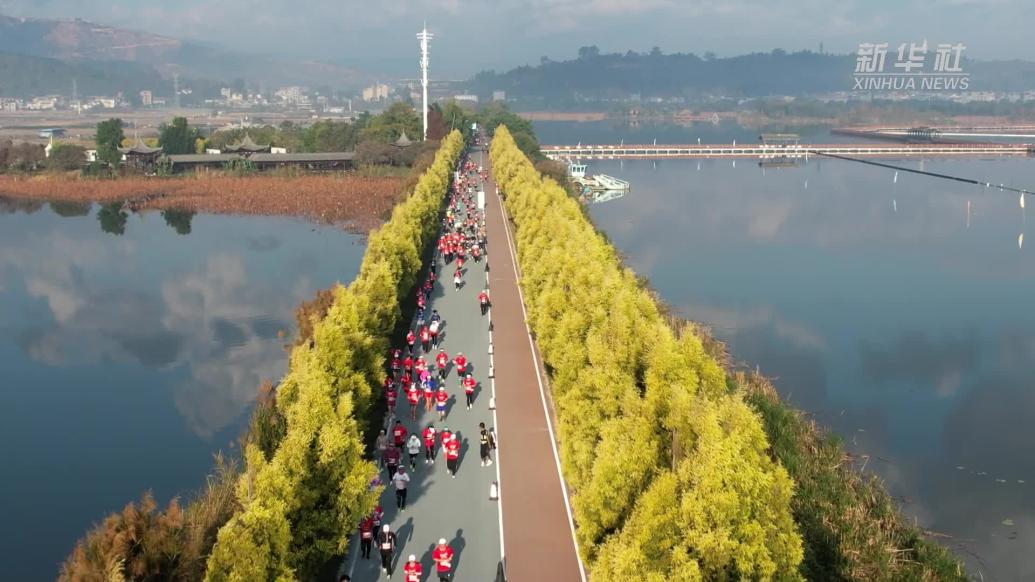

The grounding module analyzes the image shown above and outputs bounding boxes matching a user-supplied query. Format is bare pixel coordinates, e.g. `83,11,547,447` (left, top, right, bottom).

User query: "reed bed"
0,174,404,230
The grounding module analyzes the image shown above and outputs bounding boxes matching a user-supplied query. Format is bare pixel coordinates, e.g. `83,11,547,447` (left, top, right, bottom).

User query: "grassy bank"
58,131,464,582
489,125,966,580
739,372,966,580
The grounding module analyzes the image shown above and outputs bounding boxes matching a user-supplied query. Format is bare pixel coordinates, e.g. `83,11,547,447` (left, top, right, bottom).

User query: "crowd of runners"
346,153,497,582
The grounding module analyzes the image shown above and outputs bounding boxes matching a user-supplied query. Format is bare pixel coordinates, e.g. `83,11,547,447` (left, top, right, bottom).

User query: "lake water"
0,201,365,580
536,120,1035,580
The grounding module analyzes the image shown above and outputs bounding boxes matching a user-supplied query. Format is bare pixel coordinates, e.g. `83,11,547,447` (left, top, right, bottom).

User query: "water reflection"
586,156,1035,579
0,204,364,580
1,197,197,237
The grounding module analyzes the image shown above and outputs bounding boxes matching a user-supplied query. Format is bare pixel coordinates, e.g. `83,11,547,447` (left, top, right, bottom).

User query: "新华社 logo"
853,41,969,91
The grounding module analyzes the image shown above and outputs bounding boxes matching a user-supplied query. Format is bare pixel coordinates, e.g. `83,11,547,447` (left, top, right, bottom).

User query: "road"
343,144,585,581
347,153,502,581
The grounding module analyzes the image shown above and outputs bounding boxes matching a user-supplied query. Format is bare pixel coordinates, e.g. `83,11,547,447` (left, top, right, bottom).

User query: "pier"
542,142,1034,160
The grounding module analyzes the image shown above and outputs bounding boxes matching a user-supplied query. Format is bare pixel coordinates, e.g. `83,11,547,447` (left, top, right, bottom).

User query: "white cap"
383,524,390,532
438,538,447,545
409,554,416,562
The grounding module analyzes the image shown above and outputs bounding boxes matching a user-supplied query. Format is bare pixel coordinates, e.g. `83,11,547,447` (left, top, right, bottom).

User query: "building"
140,90,153,106
167,152,355,173
392,131,413,148
492,90,506,102
454,94,479,103
118,139,163,172
38,128,67,139
28,97,58,110
223,135,272,156
362,83,391,102
275,86,305,104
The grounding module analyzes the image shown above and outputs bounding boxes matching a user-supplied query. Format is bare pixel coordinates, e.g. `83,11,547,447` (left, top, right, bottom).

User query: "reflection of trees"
162,208,196,235
0,196,44,214
97,202,128,235
49,200,92,217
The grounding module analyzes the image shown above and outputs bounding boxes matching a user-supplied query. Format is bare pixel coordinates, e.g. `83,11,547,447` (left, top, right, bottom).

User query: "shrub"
490,126,803,577
204,130,464,580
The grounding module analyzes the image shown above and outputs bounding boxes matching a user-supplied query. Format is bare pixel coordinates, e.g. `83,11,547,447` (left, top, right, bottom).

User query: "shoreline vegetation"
0,172,407,231
58,131,465,581
489,125,966,580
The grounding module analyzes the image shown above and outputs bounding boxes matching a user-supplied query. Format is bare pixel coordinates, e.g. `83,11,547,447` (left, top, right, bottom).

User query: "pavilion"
223,135,271,156
392,130,413,148
118,139,163,172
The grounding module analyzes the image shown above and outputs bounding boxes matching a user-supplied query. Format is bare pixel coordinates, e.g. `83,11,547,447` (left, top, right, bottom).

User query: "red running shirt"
433,546,454,572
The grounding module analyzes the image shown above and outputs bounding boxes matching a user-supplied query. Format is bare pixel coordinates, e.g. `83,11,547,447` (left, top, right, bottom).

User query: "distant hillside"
469,48,1035,102
0,52,169,98
0,14,372,91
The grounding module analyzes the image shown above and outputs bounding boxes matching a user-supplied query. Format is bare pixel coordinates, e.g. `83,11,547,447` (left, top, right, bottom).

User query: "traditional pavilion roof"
393,130,413,148
224,134,271,153
118,138,163,155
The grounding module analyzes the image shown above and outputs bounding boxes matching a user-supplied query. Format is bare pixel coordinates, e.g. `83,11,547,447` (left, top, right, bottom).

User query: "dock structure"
542,142,1034,160
834,125,1035,141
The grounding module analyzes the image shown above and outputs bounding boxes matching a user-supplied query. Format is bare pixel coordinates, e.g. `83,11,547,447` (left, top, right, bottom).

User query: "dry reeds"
0,173,405,230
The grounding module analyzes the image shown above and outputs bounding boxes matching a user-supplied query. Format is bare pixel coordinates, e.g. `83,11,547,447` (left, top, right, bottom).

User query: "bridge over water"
541,142,1035,160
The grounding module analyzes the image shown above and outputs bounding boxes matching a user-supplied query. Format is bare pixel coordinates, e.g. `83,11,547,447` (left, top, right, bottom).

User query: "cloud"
1,226,299,438
858,330,981,397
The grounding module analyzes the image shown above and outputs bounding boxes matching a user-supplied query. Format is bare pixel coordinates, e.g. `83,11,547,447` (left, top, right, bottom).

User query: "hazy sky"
2,0,1033,76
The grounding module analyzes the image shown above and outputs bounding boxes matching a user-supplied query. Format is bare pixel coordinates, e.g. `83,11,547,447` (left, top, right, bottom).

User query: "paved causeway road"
345,145,584,581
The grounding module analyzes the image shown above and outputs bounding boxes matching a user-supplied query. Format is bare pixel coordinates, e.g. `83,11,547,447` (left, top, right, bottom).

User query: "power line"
808,150,1034,196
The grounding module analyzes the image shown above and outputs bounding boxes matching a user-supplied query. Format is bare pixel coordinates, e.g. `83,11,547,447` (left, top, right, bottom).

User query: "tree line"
58,130,464,581
490,126,966,580
491,126,803,579
202,129,464,580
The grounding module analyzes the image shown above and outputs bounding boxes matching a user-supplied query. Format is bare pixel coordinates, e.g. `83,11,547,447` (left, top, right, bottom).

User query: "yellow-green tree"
205,131,464,580
490,126,803,578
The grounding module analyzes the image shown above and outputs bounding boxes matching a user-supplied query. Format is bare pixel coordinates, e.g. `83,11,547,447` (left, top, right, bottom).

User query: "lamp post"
417,24,434,140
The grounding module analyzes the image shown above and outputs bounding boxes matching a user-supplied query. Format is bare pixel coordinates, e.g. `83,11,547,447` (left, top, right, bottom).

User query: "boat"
567,161,631,202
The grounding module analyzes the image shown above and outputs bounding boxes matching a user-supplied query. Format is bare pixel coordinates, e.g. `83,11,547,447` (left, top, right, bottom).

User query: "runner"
422,423,437,464
358,514,374,559
463,373,477,410
385,383,397,416
453,267,462,291
371,504,384,534
402,555,422,582
445,432,461,478
436,348,449,380
432,538,455,581
423,375,436,412
406,329,416,354
478,289,490,316
391,419,407,448
420,324,431,353
435,385,449,421
392,465,410,510
406,432,422,470
430,317,441,348
406,383,421,421
378,524,397,577
453,352,468,378
375,429,389,469
479,422,496,467
384,443,401,480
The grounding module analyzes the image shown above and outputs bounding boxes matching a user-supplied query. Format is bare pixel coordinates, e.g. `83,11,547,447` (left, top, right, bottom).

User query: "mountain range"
0,14,373,98
469,47,1035,103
